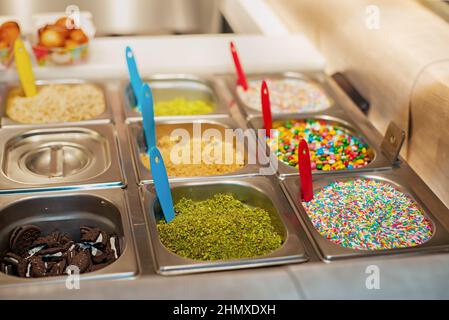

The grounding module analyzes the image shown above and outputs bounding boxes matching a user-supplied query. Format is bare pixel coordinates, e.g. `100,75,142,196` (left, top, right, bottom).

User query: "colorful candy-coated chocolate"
268,119,371,171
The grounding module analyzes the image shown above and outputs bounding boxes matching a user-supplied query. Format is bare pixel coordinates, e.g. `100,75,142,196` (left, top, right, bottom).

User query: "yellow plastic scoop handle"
14,38,37,97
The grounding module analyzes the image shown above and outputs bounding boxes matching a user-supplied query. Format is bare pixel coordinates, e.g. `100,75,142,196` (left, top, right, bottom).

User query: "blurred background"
0,0,234,35
2,0,447,35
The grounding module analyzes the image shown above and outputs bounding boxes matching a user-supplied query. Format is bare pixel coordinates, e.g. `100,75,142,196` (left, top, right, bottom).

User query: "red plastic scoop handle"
298,139,313,202
230,41,248,91
261,80,272,138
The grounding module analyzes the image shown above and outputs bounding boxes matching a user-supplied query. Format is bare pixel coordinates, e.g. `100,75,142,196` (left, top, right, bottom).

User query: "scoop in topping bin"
122,74,230,122
128,117,264,184
280,165,449,261
139,175,310,275
248,114,393,177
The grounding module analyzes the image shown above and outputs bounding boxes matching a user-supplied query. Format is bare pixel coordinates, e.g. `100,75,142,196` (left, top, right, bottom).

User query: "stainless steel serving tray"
140,176,309,275
0,124,124,193
225,71,346,121
128,117,266,184
0,79,114,128
0,187,137,287
248,113,393,177
281,165,449,261
122,74,230,122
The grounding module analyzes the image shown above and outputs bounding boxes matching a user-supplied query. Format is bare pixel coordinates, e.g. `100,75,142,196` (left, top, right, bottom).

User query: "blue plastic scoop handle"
140,83,174,223
149,146,175,223
125,46,143,112
140,83,156,148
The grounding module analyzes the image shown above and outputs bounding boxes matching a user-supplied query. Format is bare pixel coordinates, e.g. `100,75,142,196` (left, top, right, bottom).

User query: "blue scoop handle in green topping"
125,46,142,112
149,146,175,223
140,83,156,149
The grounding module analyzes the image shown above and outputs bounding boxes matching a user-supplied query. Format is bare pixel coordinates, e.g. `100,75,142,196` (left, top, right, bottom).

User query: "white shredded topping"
95,233,103,244
6,84,106,124
27,245,45,257
25,262,31,278
110,237,118,259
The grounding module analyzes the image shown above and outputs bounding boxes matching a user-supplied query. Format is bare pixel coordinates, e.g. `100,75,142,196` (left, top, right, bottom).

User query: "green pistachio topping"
157,194,284,261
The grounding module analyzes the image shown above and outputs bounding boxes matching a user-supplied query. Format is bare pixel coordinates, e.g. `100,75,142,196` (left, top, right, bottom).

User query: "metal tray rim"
280,169,449,261
0,187,139,286
0,79,114,128
128,118,266,184
140,176,309,275
0,124,124,193
248,113,393,177
121,74,231,121
226,71,344,120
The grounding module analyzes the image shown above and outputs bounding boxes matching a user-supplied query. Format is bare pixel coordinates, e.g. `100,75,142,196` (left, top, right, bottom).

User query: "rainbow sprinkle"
303,178,433,250
237,78,331,114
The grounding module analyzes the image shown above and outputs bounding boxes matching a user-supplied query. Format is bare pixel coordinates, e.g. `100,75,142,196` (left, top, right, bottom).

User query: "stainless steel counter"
0,72,448,299
2,253,449,299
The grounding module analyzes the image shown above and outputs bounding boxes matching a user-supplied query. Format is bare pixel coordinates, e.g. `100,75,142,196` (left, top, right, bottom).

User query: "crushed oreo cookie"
10,225,41,255
0,225,120,278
